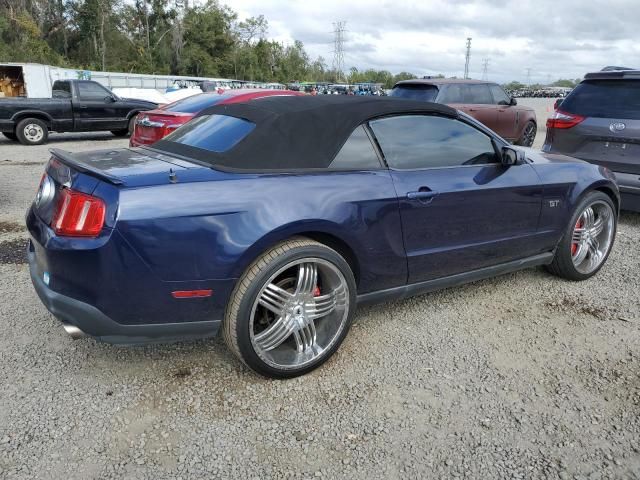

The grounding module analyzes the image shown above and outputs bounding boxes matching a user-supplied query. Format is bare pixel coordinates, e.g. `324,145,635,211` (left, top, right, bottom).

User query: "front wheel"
223,238,356,378
111,117,136,137
546,191,617,281
516,121,536,147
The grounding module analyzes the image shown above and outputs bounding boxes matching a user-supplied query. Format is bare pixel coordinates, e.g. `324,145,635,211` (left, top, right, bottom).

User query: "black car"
0,79,157,145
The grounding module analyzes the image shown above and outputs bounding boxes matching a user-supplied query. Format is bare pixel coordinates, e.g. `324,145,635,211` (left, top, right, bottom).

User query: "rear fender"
230,220,363,280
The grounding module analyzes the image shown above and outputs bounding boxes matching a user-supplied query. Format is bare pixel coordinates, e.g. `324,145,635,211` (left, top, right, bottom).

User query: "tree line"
0,0,423,88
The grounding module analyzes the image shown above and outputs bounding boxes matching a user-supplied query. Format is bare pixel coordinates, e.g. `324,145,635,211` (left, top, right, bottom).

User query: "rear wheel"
223,238,356,378
2,131,18,141
15,118,48,145
546,191,616,281
516,121,536,147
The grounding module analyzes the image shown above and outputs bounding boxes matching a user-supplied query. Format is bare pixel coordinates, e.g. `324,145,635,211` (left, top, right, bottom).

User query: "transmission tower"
525,68,532,86
481,58,489,80
332,21,347,83
464,37,472,79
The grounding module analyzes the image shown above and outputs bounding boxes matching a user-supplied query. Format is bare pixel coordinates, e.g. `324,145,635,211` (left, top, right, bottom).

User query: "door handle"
79,105,87,109
407,190,438,201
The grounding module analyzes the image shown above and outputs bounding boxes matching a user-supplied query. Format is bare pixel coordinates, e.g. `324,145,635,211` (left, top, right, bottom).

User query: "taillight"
546,110,585,129
51,189,106,237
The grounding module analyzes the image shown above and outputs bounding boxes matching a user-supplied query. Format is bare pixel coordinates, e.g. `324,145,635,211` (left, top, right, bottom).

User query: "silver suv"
543,69,640,211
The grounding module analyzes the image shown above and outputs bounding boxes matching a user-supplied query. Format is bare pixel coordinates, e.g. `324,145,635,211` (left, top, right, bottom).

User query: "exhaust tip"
62,323,86,340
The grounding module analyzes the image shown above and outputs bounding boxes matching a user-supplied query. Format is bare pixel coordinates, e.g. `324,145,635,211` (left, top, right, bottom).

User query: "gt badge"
549,200,560,208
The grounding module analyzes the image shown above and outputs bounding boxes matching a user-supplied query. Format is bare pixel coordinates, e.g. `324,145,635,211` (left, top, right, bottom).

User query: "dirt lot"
0,114,639,480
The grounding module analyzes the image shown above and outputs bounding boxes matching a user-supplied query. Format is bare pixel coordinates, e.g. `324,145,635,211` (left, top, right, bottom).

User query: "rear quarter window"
561,80,640,120
163,114,255,153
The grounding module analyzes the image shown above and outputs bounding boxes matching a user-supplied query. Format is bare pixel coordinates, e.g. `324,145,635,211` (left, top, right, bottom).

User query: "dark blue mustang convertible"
27,96,619,378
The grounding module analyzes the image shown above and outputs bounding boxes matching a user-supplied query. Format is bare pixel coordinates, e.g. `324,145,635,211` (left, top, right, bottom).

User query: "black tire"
2,131,18,141
223,237,357,379
15,118,48,145
516,120,536,147
546,191,617,281
111,116,136,137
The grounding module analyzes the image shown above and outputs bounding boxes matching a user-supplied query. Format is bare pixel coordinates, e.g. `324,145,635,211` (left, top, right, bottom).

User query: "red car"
130,89,303,147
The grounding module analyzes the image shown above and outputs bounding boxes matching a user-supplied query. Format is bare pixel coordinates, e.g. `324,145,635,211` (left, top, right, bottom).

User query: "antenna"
464,37,472,79
481,58,489,81
332,21,347,83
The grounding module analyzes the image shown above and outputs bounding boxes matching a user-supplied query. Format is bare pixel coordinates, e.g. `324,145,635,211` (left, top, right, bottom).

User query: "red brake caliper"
313,286,321,297
571,218,583,256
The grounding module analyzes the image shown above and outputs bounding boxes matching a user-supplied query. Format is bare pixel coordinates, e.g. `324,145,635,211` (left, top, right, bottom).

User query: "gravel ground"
0,124,639,480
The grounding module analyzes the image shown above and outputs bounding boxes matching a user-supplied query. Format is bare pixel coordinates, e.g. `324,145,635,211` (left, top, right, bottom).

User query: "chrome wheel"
570,200,615,274
249,258,349,370
23,123,45,143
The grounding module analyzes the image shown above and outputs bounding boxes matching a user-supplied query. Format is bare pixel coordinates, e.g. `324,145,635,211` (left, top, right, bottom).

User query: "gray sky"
227,0,639,83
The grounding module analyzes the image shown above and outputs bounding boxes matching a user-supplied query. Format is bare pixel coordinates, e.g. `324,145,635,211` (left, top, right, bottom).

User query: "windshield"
561,80,640,120
389,84,439,102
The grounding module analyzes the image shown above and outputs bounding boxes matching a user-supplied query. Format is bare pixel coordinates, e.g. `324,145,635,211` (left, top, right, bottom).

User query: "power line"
463,38,472,79
332,21,346,83
481,58,489,81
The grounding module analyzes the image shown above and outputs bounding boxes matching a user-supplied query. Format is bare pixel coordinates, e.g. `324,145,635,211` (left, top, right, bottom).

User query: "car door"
489,84,519,140
368,114,543,284
74,81,124,131
441,83,498,131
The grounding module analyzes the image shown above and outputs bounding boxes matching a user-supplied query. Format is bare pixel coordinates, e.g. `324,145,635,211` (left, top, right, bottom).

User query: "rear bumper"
28,243,221,344
613,171,640,212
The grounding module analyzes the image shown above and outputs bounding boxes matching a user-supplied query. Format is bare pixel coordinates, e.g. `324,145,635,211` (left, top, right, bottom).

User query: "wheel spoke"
572,228,585,243
295,262,317,295
254,314,297,351
258,283,292,315
583,207,595,229
305,285,344,319
573,241,589,265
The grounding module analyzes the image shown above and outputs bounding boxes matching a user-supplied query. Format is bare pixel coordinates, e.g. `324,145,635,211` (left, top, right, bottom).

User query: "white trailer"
0,62,235,99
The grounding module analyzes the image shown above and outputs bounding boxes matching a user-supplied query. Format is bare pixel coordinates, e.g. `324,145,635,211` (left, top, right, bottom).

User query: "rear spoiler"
49,148,124,185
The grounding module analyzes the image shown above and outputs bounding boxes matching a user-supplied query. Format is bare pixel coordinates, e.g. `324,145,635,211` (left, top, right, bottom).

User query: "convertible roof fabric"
155,95,458,170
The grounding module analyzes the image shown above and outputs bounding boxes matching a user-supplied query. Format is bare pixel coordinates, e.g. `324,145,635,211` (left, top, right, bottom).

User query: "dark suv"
543,70,640,211
390,78,537,146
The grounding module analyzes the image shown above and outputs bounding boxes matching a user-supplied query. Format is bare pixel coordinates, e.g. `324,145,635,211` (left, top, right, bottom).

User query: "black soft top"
154,95,458,171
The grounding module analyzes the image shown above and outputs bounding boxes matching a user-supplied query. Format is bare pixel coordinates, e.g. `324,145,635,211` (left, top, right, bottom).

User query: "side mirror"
554,98,563,110
509,97,517,106
105,95,117,103
501,146,525,166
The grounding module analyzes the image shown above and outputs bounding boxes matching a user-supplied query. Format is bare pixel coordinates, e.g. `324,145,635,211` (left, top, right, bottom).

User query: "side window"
438,84,464,103
468,84,493,104
369,115,498,170
52,81,71,99
489,84,511,105
329,126,381,170
77,81,110,100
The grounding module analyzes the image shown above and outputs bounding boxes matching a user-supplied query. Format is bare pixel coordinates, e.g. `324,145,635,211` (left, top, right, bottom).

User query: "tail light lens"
546,110,585,129
51,189,105,237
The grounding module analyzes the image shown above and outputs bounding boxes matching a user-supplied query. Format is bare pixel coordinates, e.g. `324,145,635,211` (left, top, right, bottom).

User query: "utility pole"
464,37,472,79
526,68,532,87
481,58,489,81
332,21,346,83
